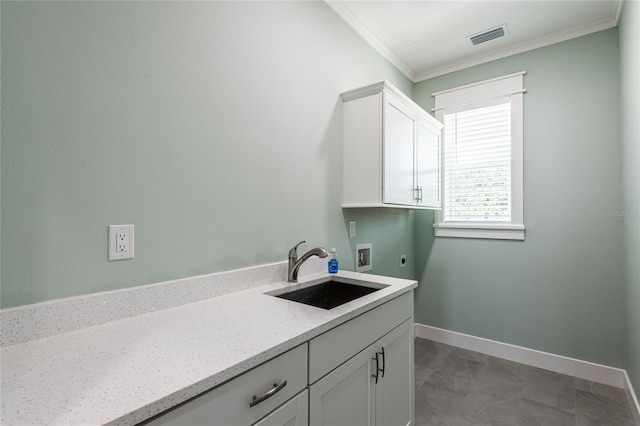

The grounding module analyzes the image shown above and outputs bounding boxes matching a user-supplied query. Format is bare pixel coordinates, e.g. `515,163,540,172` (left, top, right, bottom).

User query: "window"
433,72,526,240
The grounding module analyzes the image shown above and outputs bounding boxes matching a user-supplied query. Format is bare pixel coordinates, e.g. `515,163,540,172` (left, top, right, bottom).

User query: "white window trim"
432,72,526,241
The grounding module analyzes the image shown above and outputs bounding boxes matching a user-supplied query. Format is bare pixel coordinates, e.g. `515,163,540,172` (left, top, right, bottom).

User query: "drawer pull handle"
249,380,287,407
380,347,386,378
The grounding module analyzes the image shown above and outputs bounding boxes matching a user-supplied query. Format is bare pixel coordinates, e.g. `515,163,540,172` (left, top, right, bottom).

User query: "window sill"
433,223,525,241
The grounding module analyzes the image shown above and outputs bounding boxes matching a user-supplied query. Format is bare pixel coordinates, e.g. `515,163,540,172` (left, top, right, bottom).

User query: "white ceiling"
326,0,624,82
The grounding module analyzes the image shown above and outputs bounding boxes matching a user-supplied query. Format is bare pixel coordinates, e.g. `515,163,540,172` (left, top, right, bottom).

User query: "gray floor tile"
415,338,450,370
575,389,636,426
454,390,520,425
574,377,593,393
492,357,538,383
524,366,572,384
426,353,484,394
415,381,465,426
448,411,514,426
448,345,490,363
591,381,630,404
415,364,434,391
521,368,576,412
413,338,637,426
522,375,576,412
471,356,527,398
515,398,577,426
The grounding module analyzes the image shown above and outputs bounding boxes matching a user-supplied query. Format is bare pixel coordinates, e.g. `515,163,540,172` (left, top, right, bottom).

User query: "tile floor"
414,337,638,426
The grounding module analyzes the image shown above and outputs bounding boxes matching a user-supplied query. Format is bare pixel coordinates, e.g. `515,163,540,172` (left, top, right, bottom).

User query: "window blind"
443,99,511,222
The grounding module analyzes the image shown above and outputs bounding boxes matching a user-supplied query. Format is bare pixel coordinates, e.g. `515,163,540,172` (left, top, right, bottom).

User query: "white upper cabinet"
341,81,443,209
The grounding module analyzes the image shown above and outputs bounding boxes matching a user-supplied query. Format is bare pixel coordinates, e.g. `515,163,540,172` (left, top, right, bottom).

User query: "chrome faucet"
288,240,328,283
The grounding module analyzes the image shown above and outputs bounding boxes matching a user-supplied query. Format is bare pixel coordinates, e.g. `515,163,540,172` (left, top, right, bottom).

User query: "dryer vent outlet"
356,243,372,272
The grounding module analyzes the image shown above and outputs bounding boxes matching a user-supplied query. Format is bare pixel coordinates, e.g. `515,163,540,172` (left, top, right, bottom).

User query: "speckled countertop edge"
1,270,416,426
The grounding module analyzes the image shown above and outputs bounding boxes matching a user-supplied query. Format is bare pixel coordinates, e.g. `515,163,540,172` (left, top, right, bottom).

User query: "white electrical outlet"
116,232,128,252
109,224,134,261
400,254,407,268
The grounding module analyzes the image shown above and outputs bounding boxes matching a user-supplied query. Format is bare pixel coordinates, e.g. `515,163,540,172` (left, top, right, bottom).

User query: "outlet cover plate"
109,224,134,261
349,221,356,238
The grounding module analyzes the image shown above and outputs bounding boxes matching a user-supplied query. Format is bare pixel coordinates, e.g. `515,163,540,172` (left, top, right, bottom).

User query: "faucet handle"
289,240,306,259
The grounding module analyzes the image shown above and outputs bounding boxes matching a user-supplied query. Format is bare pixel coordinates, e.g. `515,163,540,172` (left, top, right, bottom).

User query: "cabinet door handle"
418,186,423,203
249,380,287,407
380,347,386,378
372,352,381,384
372,350,384,384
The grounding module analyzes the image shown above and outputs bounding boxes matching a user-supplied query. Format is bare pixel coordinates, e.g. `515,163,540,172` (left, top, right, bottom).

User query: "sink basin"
267,276,388,310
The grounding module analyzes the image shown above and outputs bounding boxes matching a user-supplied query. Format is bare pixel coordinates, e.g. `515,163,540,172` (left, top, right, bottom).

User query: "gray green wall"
413,29,625,367
0,1,415,308
619,0,640,394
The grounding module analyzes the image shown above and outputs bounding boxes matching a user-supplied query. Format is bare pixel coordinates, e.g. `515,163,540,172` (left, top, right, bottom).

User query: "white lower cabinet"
140,291,414,426
309,318,414,426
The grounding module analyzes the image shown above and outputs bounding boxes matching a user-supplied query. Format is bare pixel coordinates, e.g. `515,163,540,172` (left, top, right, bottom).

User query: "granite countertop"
0,270,416,426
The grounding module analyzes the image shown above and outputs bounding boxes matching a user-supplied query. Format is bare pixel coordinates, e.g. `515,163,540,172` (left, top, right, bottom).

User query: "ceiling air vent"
468,24,508,46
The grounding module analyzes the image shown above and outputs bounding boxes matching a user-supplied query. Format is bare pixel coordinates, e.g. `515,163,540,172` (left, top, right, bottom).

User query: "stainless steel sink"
266,276,388,310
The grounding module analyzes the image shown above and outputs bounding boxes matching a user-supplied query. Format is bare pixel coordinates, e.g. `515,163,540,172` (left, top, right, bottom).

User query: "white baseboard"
414,323,625,387
414,323,640,423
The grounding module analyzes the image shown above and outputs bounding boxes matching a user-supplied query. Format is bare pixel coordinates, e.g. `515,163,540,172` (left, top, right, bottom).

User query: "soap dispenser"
328,248,339,274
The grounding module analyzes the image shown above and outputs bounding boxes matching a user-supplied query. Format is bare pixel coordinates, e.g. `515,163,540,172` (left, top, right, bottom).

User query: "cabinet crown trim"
341,81,442,130
340,81,408,107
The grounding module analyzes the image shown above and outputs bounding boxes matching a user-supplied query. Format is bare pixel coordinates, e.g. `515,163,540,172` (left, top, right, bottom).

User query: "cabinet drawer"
308,291,413,384
142,343,308,426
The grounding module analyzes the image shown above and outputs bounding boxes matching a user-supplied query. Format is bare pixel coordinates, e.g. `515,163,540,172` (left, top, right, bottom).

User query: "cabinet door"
416,119,441,209
383,94,417,206
375,319,414,426
309,344,376,426
253,390,308,426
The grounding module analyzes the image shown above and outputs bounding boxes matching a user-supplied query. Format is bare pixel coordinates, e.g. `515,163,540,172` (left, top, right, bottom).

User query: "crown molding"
324,0,417,82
